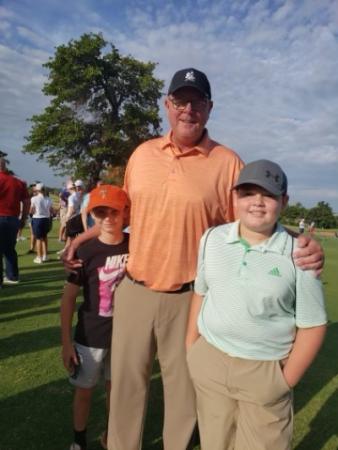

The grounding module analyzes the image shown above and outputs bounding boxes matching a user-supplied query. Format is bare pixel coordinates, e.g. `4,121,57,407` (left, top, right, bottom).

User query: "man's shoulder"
132,135,165,155
0,172,26,187
208,139,243,162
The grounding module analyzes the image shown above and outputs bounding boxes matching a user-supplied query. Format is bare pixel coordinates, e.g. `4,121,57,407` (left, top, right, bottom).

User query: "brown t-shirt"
124,130,243,291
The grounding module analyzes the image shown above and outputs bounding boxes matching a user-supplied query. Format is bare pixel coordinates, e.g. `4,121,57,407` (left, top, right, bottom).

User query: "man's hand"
61,225,100,273
61,245,83,273
294,234,324,275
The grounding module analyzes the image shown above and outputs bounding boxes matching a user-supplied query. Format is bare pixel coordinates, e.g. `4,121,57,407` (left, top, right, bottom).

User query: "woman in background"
30,183,53,264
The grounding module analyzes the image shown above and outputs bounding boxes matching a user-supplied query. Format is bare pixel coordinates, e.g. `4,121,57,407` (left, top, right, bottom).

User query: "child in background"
186,160,327,450
60,185,129,450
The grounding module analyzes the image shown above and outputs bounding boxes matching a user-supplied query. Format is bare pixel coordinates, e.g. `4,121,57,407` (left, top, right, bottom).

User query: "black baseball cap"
233,160,288,196
168,68,211,99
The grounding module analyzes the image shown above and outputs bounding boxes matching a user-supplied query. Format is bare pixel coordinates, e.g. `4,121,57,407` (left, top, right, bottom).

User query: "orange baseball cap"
87,185,130,212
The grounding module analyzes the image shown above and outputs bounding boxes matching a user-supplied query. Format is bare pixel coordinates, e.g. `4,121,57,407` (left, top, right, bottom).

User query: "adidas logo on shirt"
268,267,281,277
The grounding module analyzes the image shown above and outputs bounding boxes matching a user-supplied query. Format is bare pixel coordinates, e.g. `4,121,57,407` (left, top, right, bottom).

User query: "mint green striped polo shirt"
195,221,327,360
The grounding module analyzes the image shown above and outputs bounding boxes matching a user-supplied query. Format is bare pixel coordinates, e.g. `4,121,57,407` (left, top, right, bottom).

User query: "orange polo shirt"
125,130,244,291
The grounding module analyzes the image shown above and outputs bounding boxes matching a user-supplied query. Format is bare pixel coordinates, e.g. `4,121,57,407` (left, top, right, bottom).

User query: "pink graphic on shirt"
97,254,128,317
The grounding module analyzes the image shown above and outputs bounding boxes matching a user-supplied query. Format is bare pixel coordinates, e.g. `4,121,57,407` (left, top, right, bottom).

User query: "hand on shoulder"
294,234,324,275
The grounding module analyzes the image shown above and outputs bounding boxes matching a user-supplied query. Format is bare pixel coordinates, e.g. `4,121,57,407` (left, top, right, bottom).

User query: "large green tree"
24,33,163,185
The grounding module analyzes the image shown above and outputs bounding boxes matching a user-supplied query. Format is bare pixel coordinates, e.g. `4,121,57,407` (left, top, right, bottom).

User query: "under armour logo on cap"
265,170,280,183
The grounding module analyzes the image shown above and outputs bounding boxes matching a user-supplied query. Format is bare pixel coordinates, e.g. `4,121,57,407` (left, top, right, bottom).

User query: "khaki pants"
187,337,293,450
107,276,197,450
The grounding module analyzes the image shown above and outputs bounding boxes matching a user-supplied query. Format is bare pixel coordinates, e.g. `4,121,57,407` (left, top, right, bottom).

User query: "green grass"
1,225,338,449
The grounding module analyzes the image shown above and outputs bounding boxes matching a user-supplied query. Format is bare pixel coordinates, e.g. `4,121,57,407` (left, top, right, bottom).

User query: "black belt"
126,272,194,294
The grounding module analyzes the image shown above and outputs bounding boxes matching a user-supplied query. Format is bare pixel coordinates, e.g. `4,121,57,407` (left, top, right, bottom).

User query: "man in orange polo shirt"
66,69,323,450
107,69,243,450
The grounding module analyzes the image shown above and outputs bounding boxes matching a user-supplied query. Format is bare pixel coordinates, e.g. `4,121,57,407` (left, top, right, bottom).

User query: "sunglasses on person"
91,206,121,219
169,95,209,111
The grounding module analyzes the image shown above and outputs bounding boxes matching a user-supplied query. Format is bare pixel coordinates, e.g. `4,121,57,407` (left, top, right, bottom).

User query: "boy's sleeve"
295,267,327,328
194,231,209,296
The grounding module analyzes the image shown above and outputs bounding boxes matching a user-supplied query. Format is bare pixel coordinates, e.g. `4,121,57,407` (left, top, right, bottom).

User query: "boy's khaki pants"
187,337,293,450
107,276,197,450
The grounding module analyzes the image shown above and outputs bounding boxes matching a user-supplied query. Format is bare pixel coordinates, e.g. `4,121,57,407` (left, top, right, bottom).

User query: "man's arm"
81,207,88,232
62,225,100,271
185,292,203,351
285,228,324,274
60,282,81,373
282,325,326,388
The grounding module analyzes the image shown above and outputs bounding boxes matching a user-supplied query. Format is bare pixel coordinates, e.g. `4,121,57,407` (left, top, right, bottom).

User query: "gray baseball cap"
233,159,288,196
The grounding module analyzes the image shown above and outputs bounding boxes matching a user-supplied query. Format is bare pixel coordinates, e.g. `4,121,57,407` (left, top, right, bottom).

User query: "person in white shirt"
30,183,53,263
66,180,84,222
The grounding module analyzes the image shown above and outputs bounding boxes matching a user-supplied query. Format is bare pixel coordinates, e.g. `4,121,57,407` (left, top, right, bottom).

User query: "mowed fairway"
1,223,337,450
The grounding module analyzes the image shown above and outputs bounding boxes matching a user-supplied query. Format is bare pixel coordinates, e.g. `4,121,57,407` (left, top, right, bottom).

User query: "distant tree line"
280,201,337,229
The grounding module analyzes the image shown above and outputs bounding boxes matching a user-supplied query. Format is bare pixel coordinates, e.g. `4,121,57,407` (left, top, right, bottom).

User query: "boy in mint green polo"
186,159,327,450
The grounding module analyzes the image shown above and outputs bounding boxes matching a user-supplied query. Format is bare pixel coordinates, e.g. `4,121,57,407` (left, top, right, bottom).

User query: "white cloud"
17,26,53,48
0,5,14,19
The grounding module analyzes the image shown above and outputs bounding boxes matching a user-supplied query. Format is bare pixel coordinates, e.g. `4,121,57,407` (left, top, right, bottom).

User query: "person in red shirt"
0,158,30,286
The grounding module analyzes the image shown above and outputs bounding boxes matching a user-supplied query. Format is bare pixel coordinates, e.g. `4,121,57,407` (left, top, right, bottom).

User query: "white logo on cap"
185,71,195,82
99,188,108,198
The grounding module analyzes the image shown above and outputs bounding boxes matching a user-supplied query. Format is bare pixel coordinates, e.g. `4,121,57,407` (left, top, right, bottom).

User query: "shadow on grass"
295,389,338,450
0,366,164,450
0,305,61,324
0,377,109,450
0,290,63,313
0,378,71,450
0,326,61,360
294,323,338,414
294,322,338,449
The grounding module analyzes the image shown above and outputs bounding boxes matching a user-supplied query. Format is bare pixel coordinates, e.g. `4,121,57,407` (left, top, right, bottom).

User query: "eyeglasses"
91,206,120,219
169,96,209,111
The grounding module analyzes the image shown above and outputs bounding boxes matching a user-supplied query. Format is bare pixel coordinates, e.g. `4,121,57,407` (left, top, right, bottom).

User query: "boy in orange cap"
60,185,129,450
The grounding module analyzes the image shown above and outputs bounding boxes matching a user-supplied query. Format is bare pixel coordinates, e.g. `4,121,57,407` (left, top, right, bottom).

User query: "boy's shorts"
69,342,111,389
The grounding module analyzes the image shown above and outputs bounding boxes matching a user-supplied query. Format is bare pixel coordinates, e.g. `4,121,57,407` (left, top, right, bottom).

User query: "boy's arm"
62,225,100,271
60,282,81,373
185,292,203,351
282,325,326,388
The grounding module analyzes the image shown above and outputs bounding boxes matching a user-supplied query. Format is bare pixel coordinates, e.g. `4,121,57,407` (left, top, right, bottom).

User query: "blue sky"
1,0,338,211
